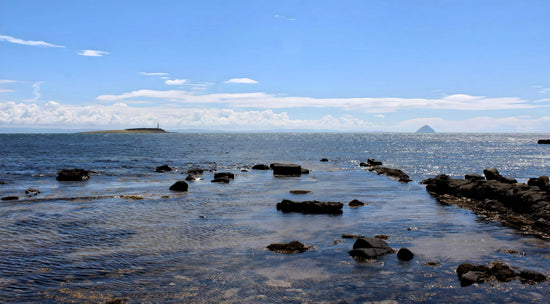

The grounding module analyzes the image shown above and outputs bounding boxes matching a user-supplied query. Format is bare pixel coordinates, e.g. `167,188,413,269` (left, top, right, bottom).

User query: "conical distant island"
416,125,436,133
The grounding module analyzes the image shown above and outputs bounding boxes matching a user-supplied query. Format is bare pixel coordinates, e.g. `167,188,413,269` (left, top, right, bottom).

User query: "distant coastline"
79,128,168,134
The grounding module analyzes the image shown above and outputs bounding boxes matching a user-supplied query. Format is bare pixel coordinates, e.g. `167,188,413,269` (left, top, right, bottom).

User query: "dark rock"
397,248,414,261
527,176,549,188
276,199,343,214
155,165,172,173
374,234,389,240
348,199,366,207
185,174,199,181
267,241,309,254
187,168,204,175
367,159,383,166
341,234,365,239
537,139,550,144
1,196,18,201
459,271,488,286
252,164,270,170
301,168,310,174
289,190,311,195
25,188,40,196
214,172,235,180
368,166,411,183
483,168,517,184
520,269,547,284
349,237,394,259
456,263,490,277
271,163,302,176
211,176,230,183
320,158,329,162
169,181,189,192
490,262,517,282
56,168,89,181
465,174,485,181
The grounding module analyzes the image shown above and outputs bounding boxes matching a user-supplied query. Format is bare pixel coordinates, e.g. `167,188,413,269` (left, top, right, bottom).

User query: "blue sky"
1,0,549,132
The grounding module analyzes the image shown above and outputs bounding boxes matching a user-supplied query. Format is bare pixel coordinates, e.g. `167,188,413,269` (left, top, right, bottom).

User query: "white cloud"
78,50,109,57
375,114,385,118
24,81,43,102
274,14,297,21
225,78,259,84
0,34,64,48
0,88,14,93
0,80,17,84
96,90,542,113
140,72,169,76
165,79,187,85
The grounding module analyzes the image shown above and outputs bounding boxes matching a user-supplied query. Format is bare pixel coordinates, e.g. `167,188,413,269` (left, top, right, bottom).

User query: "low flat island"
80,128,168,134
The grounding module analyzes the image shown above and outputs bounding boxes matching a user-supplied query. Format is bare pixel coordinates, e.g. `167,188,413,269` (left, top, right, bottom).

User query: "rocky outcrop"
456,262,546,287
276,199,343,214
271,163,302,176
267,241,310,254
1,196,18,201
360,159,383,167
421,169,550,238
56,168,89,181
367,166,412,183
155,165,172,173
537,139,550,144
169,181,189,192
251,164,270,170
348,237,394,259
348,199,366,207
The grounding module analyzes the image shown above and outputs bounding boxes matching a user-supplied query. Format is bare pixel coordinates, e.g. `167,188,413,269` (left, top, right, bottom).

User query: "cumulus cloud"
0,34,64,48
78,50,109,57
165,79,187,85
96,90,542,113
140,72,169,76
225,78,259,84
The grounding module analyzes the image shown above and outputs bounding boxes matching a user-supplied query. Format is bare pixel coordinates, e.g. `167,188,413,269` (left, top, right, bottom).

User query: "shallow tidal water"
0,133,549,303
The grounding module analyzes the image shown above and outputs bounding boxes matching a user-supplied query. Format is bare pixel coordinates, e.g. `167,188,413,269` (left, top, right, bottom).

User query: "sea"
0,133,549,303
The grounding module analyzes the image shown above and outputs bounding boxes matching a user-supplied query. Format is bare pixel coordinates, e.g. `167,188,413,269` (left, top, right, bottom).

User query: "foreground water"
0,133,549,303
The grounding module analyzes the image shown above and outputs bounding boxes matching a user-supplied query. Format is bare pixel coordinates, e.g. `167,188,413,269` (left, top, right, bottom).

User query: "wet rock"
211,176,230,183
301,168,310,174
271,163,302,177
342,234,365,239
289,190,311,195
490,262,517,282
483,168,517,184
169,181,189,192
537,139,550,144
252,164,270,170
25,188,40,196
367,166,411,183
527,176,549,188
520,269,547,284
465,174,485,181
348,199,366,207
267,241,309,254
214,172,235,180
56,168,89,181
349,237,394,259
320,158,329,162
367,159,383,166
456,262,521,286
155,165,172,173
185,174,200,181
374,234,389,240
1,196,18,201
276,199,343,214
186,168,204,175
397,248,414,261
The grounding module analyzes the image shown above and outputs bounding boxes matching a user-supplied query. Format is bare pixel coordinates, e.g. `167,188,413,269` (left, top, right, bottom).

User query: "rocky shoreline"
421,168,550,239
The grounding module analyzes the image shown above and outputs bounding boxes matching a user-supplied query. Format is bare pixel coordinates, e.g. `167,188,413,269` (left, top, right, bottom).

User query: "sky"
1,0,549,132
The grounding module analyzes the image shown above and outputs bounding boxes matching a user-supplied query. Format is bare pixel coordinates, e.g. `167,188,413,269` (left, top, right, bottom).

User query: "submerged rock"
186,168,204,175
289,190,311,195
454,262,539,287
276,199,343,214
214,172,235,180
251,164,270,170
271,163,302,177
211,176,231,183
348,199,366,207
169,181,189,192
155,165,172,173
367,166,411,183
267,241,309,254
320,158,329,162
25,188,40,196
56,168,89,181
185,174,200,181
520,269,547,284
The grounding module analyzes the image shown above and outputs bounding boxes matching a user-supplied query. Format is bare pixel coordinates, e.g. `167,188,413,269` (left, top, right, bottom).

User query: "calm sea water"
0,133,549,303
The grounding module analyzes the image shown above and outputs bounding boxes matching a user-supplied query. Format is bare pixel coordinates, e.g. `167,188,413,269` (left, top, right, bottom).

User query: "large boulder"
271,163,302,176
397,248,414,261
349,237,394,259
276,199,343,214
57,168,89,181
169,181,189,192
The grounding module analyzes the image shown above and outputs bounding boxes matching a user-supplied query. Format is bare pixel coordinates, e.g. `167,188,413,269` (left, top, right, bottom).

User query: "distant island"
416,125,436,133
80,128,168,134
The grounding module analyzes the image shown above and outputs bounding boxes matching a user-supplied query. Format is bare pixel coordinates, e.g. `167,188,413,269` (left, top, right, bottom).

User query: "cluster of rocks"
421,168,550,238
348,236,414,261
56,168,90,181
456,262,547,287
266,241,310,254
360,159,411,183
